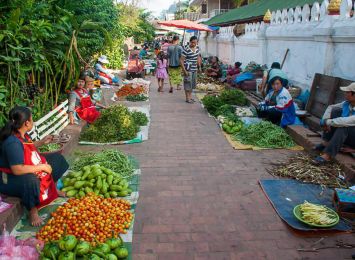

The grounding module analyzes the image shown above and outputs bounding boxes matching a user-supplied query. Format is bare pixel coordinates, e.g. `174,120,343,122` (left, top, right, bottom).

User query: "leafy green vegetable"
126,94,148,102
131,111,149,126
234,121,295,148
38,143,61,153
80,105,139,143
219,89,248,106
216,104,234,117
71,149,134,179
201,95,224,116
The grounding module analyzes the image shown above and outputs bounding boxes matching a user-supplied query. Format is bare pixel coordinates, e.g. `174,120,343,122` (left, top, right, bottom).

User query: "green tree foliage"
57,0,117,61
0,0,154,126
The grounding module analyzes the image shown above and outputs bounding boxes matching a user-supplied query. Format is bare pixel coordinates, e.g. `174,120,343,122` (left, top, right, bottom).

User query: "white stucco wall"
199,0,355,91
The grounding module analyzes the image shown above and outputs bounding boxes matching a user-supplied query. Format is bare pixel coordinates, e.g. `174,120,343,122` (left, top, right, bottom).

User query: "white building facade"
198,0,355,91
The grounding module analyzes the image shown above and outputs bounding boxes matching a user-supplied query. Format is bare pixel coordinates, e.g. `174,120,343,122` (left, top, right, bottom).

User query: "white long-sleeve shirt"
322,101,355,127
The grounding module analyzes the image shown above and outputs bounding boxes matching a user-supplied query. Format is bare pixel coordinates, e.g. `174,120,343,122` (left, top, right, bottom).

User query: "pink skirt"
156,68,168,79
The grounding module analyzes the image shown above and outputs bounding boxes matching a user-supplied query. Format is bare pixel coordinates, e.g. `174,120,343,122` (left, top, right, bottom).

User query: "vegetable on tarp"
234,121,295,148
38,143,61,153
80,105,145,143
71,149,135,179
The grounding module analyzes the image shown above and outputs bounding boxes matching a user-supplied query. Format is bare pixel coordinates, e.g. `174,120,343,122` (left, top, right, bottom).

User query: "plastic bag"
0,224,41,260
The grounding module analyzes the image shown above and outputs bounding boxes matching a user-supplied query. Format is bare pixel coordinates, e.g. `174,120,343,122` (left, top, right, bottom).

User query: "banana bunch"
299,201,338,225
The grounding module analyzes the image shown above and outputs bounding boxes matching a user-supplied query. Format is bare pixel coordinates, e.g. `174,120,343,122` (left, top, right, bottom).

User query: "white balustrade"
271,11,276,25
340,0,352,19
302,4,311,23
282,9,288,24
276,10,282,24
311,2,321,22
288,8,295,24
320,0,329,20
295,6,302,23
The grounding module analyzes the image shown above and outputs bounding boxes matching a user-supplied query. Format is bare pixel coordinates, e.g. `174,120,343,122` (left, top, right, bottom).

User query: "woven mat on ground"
79,105,150,145
223,132,304,151
10,168,141,260
259,179,352,232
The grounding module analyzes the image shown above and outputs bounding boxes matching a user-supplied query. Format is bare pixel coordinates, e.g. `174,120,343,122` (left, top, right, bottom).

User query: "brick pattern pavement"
78,78,354,260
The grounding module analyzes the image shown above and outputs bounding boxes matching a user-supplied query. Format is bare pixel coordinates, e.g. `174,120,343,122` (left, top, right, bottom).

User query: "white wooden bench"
29,100,69,140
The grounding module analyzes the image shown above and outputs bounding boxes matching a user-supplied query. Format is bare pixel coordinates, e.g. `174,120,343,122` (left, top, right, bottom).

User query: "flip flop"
59,134,71,143
312,156,330,166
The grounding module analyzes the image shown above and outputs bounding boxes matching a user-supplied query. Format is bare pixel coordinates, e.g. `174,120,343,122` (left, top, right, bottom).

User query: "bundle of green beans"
71,149,135,179
234,121,295,148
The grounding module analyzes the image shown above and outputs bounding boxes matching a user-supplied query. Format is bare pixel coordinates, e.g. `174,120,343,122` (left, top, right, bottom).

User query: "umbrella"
157,20,213,45
157,20,213,32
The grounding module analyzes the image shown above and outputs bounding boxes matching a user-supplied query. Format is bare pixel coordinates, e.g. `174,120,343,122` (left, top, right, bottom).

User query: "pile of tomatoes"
36,193,133,245
116,84,146,97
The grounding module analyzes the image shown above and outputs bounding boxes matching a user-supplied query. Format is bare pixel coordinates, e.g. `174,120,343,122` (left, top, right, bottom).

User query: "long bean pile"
267,153,348,188
234,121,295,148
71,150,134,179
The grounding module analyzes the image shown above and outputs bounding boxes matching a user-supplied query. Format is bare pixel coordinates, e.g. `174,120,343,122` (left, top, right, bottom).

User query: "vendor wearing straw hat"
313,82,355,165
94,55,120,85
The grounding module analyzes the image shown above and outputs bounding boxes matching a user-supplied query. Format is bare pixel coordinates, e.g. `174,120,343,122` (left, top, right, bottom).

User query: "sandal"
59,133,71,143
312,156,330,166
185,100,194,104
169,88,173,93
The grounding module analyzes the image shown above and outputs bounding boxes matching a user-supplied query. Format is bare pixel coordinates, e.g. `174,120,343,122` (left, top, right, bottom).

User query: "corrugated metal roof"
204,0,321,26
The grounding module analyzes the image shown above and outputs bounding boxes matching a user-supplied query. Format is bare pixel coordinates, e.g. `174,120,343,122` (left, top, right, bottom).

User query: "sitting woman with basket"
0,106,69,226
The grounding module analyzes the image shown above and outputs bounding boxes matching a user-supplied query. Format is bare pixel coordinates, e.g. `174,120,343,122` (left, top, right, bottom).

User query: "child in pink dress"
156,52,169,92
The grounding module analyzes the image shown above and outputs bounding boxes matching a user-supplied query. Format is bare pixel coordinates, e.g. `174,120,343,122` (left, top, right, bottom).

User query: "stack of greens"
38,143,61,153
201,89,249,117
234,121,295,148
80,105,148,143
126,94,148,102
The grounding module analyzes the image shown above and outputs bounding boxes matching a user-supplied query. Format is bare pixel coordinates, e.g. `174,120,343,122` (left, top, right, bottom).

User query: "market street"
88,77,353,260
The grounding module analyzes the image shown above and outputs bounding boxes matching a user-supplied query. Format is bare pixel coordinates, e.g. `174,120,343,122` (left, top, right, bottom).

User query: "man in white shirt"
314,83,355,164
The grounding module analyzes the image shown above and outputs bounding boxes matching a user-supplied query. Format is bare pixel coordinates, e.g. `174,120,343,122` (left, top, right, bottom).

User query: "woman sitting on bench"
313,83,355,164
0,106,68,226
68,73,106,125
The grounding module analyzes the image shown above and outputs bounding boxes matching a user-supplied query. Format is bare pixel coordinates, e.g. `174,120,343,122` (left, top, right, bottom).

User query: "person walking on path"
156,51,169,92
180,36,201,103
167,35,183,93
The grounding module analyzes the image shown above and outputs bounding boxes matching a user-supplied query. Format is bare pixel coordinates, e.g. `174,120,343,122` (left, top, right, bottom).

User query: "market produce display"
62,164,132,198
218,89,248,106
116,84,146,98
126,94,148,102
36,193,133,245
196,83,224,92
38,143,62,153
222,118,243,135
80,105,148,143
39,233,129,259
201,95,224,117
267,153,348,188
234,121,295,148
71,150,135,180
131,111,149,127
201,90,249,117
295,201,339,227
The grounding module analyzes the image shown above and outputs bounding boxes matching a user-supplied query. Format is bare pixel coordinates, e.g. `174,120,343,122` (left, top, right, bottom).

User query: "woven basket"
289,86,302,98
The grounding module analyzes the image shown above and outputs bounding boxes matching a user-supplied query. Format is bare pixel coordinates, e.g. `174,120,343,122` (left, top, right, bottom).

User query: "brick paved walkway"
89,78,354,259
